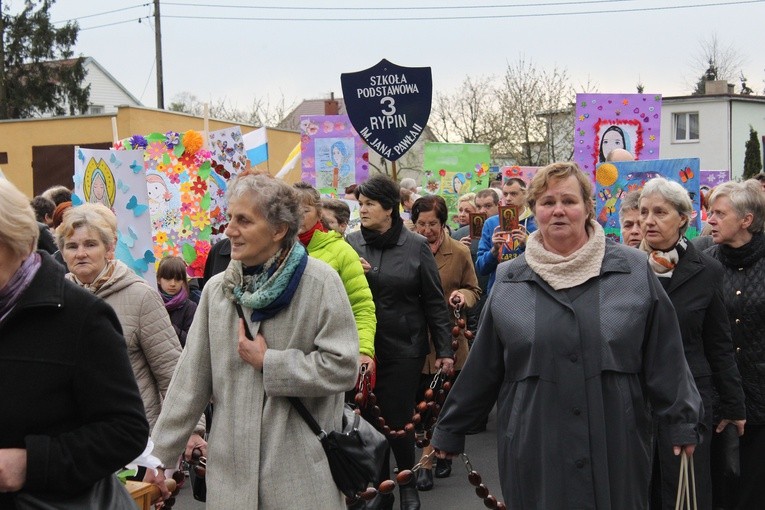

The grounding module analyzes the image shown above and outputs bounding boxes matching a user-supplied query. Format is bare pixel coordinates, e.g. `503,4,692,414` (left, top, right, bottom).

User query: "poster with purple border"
699,169,730,188
299,115,369,196
574,93,662,184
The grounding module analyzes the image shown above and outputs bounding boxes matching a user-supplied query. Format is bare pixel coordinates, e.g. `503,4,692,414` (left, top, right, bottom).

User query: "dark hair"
31,196,55,223
755,172,765,183
157,256,189,286
411,195,448,225
344,183,358,195
321,198,351,225
503,177,526,189
355,175,401,221
599,125,626,162
475,188,499,205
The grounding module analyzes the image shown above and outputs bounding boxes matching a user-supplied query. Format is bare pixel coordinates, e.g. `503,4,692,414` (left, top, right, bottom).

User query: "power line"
79,17,151,32
162,0,637,10
52,4,149,25
159,0,765,21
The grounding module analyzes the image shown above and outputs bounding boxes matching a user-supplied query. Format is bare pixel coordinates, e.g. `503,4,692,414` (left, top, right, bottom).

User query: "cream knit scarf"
525,220,606,290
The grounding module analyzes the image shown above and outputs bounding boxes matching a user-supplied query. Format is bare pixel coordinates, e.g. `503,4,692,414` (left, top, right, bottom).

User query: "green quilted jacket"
307,230,376,357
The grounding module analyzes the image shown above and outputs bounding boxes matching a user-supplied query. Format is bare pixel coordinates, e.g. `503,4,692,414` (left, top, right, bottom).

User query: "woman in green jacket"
294,182,376,373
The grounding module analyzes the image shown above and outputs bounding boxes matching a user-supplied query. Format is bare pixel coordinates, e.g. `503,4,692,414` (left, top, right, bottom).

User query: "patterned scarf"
161,286,188,312
525,220,606,290
222,242,308,322
640,237,688,279
428,229,446,255
69,259,117,293
0,252,42,325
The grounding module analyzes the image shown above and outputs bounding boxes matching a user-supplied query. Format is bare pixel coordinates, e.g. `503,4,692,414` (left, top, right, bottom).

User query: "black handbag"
14,475,135,510
234,304,387,498
289,398,388,499
712,422,740,477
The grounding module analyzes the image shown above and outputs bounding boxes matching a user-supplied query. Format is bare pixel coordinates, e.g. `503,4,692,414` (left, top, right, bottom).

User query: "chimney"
705,80,729,95
324,92,339,115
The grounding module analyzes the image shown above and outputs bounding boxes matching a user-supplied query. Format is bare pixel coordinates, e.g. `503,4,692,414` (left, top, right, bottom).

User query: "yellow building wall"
0,105,300,196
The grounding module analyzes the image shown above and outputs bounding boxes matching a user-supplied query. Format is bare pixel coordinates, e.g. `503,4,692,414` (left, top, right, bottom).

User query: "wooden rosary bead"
416,401,428,413
451,339,460,350
415,438,429,448
468,470,482,486
496,502,507,510
451,326,462,337
354,393,365,406
382,425,391,435
371,406,381,418
377,417,386,428
457,318,466,328
483,495,498,508
360,487,377,500
442,381,452,391
395,470,414,485
424,388,434,401
475,484,489,498
368,393,377,406
465,330,475,340
411,413,422,425
378,480,395,494
404,423,415,434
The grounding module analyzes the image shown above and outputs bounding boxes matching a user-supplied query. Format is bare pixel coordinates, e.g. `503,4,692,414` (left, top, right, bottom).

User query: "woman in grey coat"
145,174,359,508
432,162,703,510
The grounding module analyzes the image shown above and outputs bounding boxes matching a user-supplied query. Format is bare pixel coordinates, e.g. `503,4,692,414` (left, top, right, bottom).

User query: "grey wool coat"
432,241,702,510
151,257,359,509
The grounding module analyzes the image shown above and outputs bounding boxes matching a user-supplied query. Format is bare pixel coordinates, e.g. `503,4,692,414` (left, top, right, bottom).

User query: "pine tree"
0,0,90,119
743,126,762,179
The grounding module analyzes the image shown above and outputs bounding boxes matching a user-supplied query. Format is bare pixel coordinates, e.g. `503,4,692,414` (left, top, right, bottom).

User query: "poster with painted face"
574,94,662,184
594,158,701,242
72,147,156,281
114,131,214,278
422,142,491,229
300,115,369,197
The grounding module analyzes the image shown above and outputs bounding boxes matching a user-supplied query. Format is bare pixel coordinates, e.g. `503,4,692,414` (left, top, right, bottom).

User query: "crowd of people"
1,154,763,510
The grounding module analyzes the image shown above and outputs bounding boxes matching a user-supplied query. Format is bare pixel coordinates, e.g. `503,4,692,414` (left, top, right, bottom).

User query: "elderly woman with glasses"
0,179,148,506
146,174,359,508
432,162,702,510
638,177,744,510
705,179,765,510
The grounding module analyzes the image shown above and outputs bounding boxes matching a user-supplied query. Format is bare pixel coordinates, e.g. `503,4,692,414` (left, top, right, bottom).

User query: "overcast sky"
22,0,765,115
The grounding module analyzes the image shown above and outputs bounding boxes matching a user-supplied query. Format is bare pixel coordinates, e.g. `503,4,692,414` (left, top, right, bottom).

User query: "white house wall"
84,60,141,113
660,98,731,174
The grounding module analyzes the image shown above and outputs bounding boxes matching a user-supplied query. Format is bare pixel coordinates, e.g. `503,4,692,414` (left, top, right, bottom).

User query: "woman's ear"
271,223,289,243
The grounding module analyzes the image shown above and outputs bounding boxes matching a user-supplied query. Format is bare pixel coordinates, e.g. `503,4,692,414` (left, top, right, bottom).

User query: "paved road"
173,408,501,509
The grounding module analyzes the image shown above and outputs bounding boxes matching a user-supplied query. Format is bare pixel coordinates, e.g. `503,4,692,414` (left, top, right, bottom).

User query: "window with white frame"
88,105,105,115
673,112,699,142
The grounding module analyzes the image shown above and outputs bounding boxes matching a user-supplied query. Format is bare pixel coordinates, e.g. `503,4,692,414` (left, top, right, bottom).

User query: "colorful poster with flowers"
299,115,369,196
422,142,491,228
594,158,701,242
71,147,156,281
700,169,730,189
498,166,541,186
207,126,248,242
574,93,662,184
114,131,214,278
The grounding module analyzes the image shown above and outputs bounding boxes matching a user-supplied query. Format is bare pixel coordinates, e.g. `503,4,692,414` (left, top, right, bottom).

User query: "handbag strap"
674,452,698,510
234,304,325,439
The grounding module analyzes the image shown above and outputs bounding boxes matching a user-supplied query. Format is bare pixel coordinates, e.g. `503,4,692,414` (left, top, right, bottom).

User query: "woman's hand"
237,319,267,370
435,357,455,377
359,257,371,274
143,467,170,503
716,418,746,436
490,226,505,254
184,433,208,461
359,355,375,377
0,448,26,492
458,235,472,248
673,444,696,456
449,291,466,309
434,448,459,460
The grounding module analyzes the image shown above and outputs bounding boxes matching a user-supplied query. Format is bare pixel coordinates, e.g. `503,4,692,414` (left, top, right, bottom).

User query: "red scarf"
298,220,327,247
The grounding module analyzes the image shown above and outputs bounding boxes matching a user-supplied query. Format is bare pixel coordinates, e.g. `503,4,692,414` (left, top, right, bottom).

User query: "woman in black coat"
347,175,454,510
705,179,765,510
639,177,745,510
0,179,148,506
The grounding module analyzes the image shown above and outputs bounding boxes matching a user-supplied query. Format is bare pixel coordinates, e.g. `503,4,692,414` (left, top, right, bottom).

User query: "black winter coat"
707,243,765,423
0,252,149,505
167,298,197,347
347,227,452,360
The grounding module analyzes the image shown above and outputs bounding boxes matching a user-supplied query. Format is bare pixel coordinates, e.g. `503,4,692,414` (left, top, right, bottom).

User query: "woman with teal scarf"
146,173,359,508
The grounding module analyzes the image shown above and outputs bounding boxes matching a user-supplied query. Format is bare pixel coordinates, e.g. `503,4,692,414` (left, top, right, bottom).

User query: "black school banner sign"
341,59,432,162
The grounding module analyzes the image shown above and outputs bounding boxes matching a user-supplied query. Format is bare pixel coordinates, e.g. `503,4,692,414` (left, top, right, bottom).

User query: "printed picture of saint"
82,158,116,208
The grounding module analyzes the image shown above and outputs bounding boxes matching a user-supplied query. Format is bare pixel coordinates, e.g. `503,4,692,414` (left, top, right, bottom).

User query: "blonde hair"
56,203,118,251
458,192,477,207
527,162,595,224
0,179,39,258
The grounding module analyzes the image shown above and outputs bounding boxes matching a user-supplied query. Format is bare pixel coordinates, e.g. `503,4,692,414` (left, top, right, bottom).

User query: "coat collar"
354,224,411,247
9,252,66,312
666,241,704,294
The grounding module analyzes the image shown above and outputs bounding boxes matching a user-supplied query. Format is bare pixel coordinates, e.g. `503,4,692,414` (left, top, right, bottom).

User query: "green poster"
422,142,491,228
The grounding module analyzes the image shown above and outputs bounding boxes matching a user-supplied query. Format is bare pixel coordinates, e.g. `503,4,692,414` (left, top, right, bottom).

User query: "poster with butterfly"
594,157,701,242
299,115,369,196
114,131,214,278
207,126,248,242
71,147,156,281
498,166,540,186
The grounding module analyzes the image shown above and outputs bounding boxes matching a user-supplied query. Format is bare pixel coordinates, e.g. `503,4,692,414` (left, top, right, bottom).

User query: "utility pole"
154,0,164,109
0,0,7,119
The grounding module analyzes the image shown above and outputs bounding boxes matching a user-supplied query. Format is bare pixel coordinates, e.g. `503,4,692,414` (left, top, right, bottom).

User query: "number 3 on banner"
380,96,396,116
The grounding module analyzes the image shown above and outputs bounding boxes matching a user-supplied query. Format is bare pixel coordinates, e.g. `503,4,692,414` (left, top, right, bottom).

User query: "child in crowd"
156,256,197,347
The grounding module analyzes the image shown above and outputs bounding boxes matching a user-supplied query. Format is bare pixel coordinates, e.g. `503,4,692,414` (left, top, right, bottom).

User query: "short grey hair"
708,179,765,234
618,190,641,223
56,203,117,251
639,177,693,234
399,177,417,192
227,174,301,249
0,179,39,258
